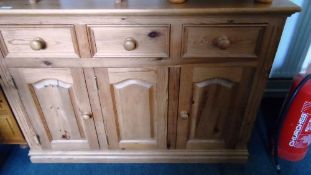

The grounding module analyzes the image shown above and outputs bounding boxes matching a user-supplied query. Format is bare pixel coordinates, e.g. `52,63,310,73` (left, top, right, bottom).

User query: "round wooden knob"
123,38,136,51
82,113,92,120
180,111,189,120
214,35,231,50
29,38,46,51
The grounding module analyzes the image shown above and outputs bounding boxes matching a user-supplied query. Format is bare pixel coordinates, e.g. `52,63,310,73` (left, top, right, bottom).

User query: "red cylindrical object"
278,74,311,161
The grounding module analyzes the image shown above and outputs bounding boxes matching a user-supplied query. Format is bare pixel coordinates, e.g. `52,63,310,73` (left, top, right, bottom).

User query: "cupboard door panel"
95,67,168,150
9,68,99,150
33,80,82,141
190,79,236,140
176,66,254,149
0,88,25,144
113,80,155,141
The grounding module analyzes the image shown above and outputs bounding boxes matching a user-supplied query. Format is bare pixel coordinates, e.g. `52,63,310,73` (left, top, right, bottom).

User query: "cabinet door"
0,88,25,144
176,66,254,149
10,68,99,150
95,68,168,150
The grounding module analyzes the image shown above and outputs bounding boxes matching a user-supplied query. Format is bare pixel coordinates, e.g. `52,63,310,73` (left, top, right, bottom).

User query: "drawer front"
182,25,265,58
88,25,170,58
0,25,80,58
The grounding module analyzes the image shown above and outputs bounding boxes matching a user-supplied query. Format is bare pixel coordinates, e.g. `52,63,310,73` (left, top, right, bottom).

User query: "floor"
1,98,311,175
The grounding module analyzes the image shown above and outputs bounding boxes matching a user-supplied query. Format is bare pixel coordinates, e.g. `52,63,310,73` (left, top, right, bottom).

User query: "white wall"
270,0,311,78
300,38,311,73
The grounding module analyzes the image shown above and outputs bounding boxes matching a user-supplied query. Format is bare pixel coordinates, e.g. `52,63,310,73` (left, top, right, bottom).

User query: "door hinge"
94,76,99,90
33,135,40,145
11,77,18,89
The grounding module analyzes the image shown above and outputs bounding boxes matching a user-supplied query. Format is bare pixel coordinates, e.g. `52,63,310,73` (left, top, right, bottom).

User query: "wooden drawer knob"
180,111,189,120
29,37,46,51
214,35,231,50
123,38,137,51
82,113,92,120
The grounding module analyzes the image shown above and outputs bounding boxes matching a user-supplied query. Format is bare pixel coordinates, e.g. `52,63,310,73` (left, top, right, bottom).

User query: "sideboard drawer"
181,25,265,59
88,25,170,58
0,25,80,58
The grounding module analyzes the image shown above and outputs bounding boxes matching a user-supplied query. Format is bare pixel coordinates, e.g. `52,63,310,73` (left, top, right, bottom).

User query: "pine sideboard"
0,0,299,163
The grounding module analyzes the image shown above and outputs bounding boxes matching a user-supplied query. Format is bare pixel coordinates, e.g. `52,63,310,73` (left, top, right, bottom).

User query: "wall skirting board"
264,79,292,97
29,150,248,163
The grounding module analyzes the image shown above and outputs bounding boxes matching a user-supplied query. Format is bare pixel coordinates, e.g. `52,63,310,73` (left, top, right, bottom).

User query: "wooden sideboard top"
0,0,300,16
